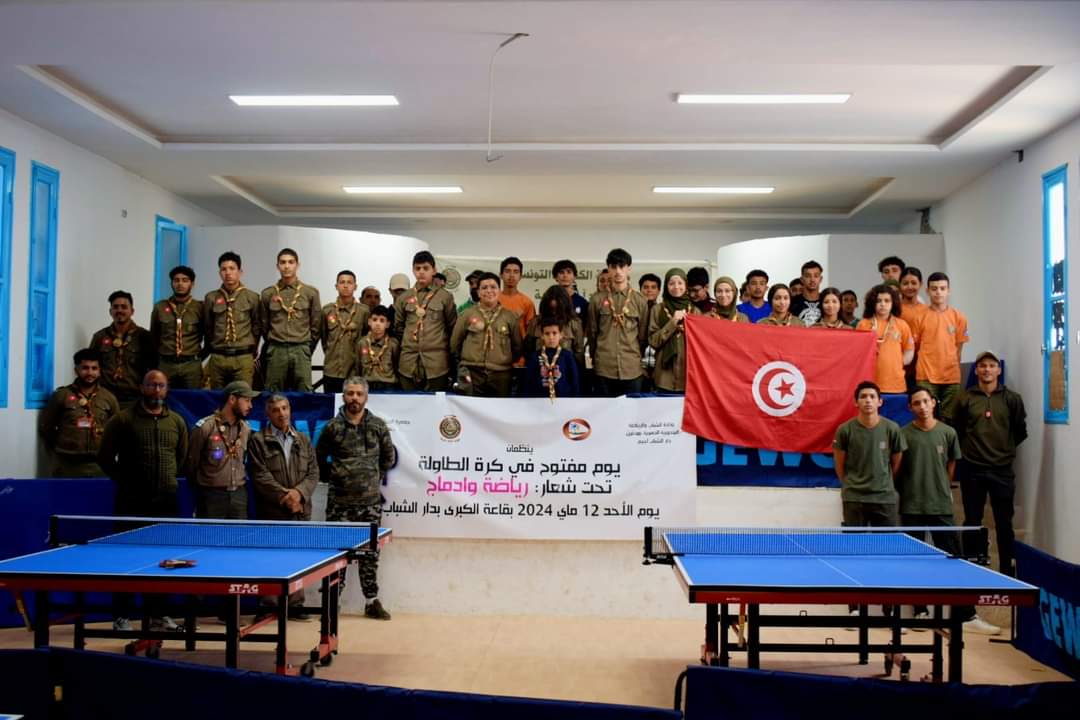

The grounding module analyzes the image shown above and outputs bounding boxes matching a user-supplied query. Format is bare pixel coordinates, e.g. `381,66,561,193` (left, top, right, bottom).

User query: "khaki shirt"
587,287,649,380
39,382,120,457
203,285,262,353
321,299,370,378
89,323,155,402
186,412,251,490
648,304,703,392
393,285,457,380
150,296,204,359
524,315,586,370
452,305,523,371
358,335,399,384
261,279,321,345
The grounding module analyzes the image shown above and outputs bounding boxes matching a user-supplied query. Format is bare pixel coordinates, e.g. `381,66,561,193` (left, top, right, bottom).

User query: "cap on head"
975,350,1000,365
222,381,260,398
389,273,411,291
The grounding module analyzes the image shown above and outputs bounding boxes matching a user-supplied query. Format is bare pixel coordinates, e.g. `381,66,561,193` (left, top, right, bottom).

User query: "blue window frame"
1043,164,1069,424
153,215,188,302
25,162,59,409
0,146,14,408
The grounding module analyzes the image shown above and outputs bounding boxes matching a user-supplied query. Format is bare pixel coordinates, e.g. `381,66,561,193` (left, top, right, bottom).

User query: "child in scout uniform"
587,248,649,397
150,265,205,389
321,269,370,394
524,318,580,399
451,272,523,397
393,251,457,391
358,306,400,392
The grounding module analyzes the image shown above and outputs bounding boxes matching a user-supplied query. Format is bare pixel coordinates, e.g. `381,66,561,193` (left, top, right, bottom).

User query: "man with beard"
187,381,258,519
315,377,397,620
150,266,204,389
90,290,154,409
39,348,120,476
457,270,483,314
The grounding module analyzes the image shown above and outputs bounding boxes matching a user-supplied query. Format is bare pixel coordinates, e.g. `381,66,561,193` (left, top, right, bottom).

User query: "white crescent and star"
751,361,807,417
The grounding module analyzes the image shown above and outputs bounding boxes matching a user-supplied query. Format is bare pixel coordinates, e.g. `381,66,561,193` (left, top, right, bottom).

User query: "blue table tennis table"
644,527,1039,683
0,516,391,676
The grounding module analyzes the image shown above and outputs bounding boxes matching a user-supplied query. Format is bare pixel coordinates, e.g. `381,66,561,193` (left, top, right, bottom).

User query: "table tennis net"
50,515,379,551
646,527,948,559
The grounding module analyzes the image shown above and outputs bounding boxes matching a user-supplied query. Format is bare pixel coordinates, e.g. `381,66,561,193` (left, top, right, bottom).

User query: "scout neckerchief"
410,286,437,342
870,315,896,347
539,347,562,403
71,382,101,432
817,318,847,329
606,286,636,329
106,323,136,382
769,312,794,326
273,279,306,321
212,412,244,460
166,296,195,357
477,305,502,351
220,284,248,344
362,336,390,372
329,299,361,349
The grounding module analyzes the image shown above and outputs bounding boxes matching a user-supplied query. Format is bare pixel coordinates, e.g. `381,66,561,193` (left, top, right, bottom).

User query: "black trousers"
958,460,1016,575
594,376,643,398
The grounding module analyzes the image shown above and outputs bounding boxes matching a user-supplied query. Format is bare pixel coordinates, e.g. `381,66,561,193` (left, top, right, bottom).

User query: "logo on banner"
439,415,462,441
562,418,592,441
751,361,806,417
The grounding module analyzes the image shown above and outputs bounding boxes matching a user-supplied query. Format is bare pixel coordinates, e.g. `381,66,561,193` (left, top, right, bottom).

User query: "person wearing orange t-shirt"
856,284,914,394
498,256,536,392
898,267,928,392
915,272,969,423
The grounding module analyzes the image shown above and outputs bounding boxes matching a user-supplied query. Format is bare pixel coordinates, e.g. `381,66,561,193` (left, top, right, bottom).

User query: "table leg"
719,603,730,666
73,592,85,650
747,604,760,669
225,596,239,668
185,596,197,651
275,593,288,673
858,605,869,665
931,606,944,682
33,591,50,648
948,609,964,682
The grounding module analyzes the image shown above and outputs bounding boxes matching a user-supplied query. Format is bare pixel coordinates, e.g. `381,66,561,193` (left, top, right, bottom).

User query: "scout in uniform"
203,251,262,388
39,348,120,477
261,247,321,392
451,272,523,397
648,268,701,394
321,269,370,394
357,305,399,392
392,251,457,391
315,377,397,620
150,265,204,389
90,290,155,409
587,248,649,397
186,381,258,519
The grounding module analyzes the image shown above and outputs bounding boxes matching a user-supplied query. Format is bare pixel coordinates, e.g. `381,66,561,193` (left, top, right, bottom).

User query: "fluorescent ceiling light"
230,95,399,106
653,186,774,195
676,94,850,105
343,186,463,194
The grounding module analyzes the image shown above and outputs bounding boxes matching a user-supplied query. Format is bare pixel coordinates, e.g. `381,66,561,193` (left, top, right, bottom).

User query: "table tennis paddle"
159,559,197,569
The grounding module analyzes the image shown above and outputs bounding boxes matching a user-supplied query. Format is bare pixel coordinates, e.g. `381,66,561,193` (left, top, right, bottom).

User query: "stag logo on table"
562,418,592,441
439,415,462,441
751,361,807,418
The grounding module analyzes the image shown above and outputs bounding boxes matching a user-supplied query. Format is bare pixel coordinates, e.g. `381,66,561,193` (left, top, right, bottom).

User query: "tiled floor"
0,612,1069,708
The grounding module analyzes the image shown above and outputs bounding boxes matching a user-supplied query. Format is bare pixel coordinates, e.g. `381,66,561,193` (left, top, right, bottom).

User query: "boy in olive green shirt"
833,381,906,527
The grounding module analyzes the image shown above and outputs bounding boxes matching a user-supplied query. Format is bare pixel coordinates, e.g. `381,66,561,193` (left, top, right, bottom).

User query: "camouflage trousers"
326,497,382,600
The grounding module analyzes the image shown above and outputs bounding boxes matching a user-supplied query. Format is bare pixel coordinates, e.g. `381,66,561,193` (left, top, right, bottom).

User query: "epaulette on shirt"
194,417,209,428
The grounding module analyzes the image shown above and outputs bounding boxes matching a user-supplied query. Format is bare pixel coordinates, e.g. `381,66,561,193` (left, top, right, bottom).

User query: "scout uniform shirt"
186,413,251,491
39,382,120,458
587,287,649,380
203,285,262,353
261,278,321,345
89,323,155,403
150,295,205,359
524,315,586,370
321,299,370,379
393,284,458,381
647,304,702,393
451,304,523,371
357,334,399,384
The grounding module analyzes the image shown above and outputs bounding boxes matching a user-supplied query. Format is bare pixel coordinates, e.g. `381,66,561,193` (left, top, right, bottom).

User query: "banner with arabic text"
346,393,697,539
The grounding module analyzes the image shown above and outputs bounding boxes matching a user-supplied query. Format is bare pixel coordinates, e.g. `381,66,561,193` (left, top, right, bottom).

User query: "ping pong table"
0,515,391,676
644,527,1039,683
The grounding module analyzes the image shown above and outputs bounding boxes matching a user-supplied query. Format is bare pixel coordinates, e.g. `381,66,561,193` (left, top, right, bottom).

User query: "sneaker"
113,617,133,632
150,616,182,632
911,611,930,633
963,615,1001,636
364,599,391,621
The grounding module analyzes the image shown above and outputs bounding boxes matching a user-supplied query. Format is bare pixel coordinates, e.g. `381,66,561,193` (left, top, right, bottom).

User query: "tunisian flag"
682,316,877,453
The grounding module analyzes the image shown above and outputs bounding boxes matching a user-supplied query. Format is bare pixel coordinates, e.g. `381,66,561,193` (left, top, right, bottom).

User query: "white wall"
0,108,227,477
926,113,1080,563
716,234,830,290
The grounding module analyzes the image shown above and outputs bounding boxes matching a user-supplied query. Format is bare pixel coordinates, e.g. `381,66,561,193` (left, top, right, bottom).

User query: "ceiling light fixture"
343,186,463,194
653,187,775,194
230,95,399,106
676,94,850,105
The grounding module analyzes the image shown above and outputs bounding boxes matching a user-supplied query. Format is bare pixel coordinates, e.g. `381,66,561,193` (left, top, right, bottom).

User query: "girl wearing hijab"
525,285,586,371
712,276,750,323
812,287,851,330
758,283,805,327
648,269,698,393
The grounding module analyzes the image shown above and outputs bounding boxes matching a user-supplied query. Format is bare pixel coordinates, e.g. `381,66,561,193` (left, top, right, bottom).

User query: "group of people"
36,243,1026,634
